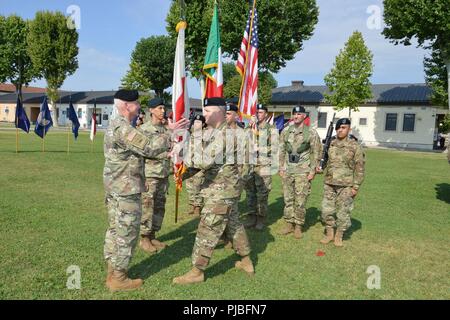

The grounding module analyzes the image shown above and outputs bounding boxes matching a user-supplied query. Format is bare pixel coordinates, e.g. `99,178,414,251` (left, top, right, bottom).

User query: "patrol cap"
148,97,165,108
292,105,306,114
256,104,268,112
226,104,238,112
204,97,227,108
335,118,351,130
114,89,139,102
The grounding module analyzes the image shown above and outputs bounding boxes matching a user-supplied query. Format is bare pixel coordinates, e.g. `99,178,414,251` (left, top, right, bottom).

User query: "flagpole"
237,0,257,118
15,93,20,154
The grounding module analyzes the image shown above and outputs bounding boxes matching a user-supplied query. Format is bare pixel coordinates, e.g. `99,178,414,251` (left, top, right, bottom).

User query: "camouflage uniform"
103,115,170,271
279,124,322,226
321,136,365,232
245,121,276,219
185,122,251,270
186,126,204,209
139,121,172,236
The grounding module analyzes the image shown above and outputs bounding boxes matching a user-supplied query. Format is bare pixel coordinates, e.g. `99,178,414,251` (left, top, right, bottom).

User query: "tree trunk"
50,98,59,127
446,59,450,110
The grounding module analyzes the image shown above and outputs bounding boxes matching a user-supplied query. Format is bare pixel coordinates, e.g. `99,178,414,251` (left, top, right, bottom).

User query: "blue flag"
34,96,53,139
274,114,285,133
15,96,30,133
67,101,80,139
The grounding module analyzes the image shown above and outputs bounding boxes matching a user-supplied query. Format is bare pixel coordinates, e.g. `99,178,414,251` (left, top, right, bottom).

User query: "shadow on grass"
205,197,283,280
343,218,362,240
129,217,199,280
435,183,450,204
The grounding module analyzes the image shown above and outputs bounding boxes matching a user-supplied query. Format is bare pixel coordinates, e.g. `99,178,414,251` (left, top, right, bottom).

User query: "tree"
0,15,39,101
131,35,175,98
27,11,79,126
121,60,153,106
224,70,277,105
424,47,448,108
383,0,450,110
166,0,318,79
324,31,373,117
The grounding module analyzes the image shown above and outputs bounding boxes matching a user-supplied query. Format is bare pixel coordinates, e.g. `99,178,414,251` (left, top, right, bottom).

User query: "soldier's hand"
351,188,358,198
168,117,190,131
315,166,323,174
279,169,286,179
307,173,315,181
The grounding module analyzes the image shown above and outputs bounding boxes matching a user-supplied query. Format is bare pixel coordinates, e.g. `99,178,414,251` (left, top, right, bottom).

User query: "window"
359,118,367,126
103,114,109,121
318,112,327,128
77,108,82,118
385,113,397,131
403,114,415,132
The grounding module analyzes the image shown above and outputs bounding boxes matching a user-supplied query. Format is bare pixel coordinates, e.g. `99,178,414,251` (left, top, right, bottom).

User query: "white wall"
54,103,115,129
274,104,447,150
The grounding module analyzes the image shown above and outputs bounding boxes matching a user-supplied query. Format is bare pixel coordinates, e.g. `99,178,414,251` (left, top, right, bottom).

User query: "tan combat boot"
235,256,255,276
294,225,303,239
244,215,257,228
107,270,143,292
193,206,202,216
334,230,344,247
254,216,265,231
320,227,334,244
149,232,167,250
224,241,233,250
139,235,158,254
278,222,295,235
172,267,204,285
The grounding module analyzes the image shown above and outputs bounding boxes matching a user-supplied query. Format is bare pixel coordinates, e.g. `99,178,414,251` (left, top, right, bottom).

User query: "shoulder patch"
127,130,148,150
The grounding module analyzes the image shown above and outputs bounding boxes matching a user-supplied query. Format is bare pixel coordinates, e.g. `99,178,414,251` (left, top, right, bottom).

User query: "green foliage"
131,35,175,98
224,70,277,105
121,60,152,106
0,15,39,95
439,114,450,133
324,31,373,114
222,61,236,86
424,47,448,108
27,11,79,109
166,0,318,78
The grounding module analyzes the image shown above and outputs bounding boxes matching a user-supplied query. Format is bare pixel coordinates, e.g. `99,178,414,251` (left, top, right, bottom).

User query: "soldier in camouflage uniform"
317,118,365,247
244,104,275,231
278,106,322,239
139,98,172,254
103,90,188,292
185,116,205,216
173,97,254,285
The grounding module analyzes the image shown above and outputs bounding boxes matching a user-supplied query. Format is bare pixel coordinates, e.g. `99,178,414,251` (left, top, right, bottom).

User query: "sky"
0,0,429,98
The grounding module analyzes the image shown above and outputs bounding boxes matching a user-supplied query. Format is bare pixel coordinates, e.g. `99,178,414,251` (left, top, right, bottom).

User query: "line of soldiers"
102,89,365,292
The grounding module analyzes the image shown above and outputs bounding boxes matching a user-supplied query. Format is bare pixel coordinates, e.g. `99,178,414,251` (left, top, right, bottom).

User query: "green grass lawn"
0,129,449,300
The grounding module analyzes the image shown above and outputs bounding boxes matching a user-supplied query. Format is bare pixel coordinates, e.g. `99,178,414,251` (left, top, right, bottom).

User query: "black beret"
204,97,227,107
193,114,206,122
114,89,139,102
256,104,268,112
226,104,238,112
292,105,306,114
335,118,351,130
148,97,165,108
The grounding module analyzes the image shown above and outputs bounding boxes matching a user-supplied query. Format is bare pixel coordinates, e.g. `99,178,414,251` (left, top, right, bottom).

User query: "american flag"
236,3,258,118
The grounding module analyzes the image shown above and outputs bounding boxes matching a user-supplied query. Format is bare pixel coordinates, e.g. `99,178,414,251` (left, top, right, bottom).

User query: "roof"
0,90,204,107
271,83,433,105
0,83,47,93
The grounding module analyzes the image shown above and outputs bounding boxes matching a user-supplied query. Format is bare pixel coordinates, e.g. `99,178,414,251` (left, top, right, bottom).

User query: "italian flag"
202,2,223,98
172,21,190,122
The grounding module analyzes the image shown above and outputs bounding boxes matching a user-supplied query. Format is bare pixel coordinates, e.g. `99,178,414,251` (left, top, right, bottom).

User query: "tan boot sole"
107,280,143,292
139,241,158,254
172,275,204,285
235,261,255,276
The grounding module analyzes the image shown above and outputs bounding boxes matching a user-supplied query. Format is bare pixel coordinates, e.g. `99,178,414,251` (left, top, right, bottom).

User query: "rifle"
318,113,336,171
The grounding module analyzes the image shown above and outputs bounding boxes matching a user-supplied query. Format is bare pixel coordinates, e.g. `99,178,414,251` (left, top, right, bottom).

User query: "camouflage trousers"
282,173,311,226
104,193,141,271
141,177,169,236
321,184,354,232
192,198,251,271
245,166,272,217
186,171,204,208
